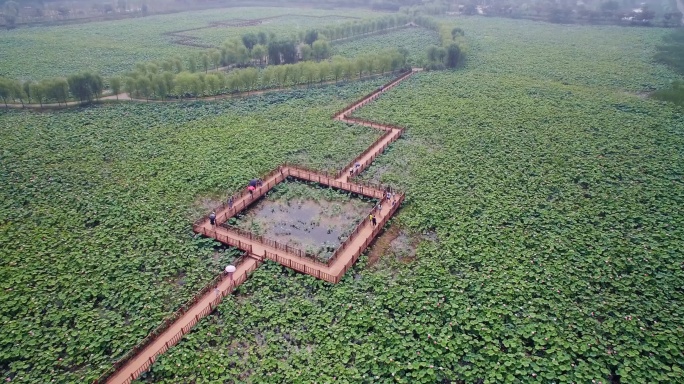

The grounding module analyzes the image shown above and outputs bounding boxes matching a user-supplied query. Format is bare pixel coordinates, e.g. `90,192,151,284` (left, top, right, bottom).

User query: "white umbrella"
225,265,236,274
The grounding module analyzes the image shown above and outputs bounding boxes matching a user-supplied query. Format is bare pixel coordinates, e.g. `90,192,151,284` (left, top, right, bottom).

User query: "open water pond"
232,180,375,260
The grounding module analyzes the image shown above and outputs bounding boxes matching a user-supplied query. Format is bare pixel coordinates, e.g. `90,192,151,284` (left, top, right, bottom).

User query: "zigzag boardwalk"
99,68,420,384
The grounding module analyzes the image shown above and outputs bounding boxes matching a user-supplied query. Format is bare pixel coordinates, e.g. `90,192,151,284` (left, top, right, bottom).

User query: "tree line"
0,72,103,107
119,49,409,100
200,15,414,70
312,14,413,42
0,49,409,106
410,16,465,70
0,14,464,106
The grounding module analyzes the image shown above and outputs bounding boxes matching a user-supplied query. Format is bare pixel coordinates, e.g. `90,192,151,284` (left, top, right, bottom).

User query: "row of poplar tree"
119,49,409,100
0,48,409,105
0,15,463,105
0,72,104,107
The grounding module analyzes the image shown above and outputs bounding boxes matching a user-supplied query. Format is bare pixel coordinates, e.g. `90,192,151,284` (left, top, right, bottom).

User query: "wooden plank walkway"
99,68,419,384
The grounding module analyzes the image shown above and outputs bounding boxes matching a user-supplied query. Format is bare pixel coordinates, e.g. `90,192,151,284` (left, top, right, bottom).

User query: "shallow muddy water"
237,196,373,259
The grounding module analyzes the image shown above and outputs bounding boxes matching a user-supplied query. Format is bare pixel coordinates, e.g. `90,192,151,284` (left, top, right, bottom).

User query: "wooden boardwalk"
99,68,419,384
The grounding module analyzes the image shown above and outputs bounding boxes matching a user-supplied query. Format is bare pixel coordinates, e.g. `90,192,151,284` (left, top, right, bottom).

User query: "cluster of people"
247,178,264,196
208,177,265,227
368,188,399,226
386,189,398,208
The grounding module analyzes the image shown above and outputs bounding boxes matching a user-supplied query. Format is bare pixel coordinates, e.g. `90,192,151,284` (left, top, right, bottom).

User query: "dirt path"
1,93,129,109
102,68,420,384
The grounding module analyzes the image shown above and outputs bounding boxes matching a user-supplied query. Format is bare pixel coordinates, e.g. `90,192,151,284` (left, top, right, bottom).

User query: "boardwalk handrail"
334,126,405,180
105,67,419,384
331,69,412,119
93,253,254,384
285,165,389,199
222,224,328,266
335,192,405,283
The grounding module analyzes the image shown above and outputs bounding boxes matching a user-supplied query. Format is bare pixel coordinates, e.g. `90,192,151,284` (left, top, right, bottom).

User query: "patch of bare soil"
390,232,419,263
367,225,400,267
368,226,422,267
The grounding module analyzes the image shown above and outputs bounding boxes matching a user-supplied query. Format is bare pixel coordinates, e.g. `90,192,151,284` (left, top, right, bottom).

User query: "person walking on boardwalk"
225,265,236,285
228,196,234,209
369,213,374,225
372,214,378,226
209,211,216,226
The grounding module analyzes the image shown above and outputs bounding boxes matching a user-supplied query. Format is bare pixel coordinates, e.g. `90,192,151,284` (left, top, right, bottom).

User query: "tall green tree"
451,27,464,39
261,66,275,88
289,64,303,86
205,73,223,99
242,32,258,51
257,31,268,45
175,72,195,99
146,63,159,75
274,65,287,87
123,76,138,97
242,68,259,93
299,44,313,61
331,57,345,82
304,29,318,45
152,74,167,100
45,78,69,105
173,57,183,73
162,71,175,95
312,39,330,61
67,72,103,102
200,53,210,73
22,80,34,104
109,77,122,99
268,39,297,65
302,62,317,85
252,44,267,66
317,61,331,83
445,43,461,68
0,78,12,107
10,79,26,107
30,82,46,107
3,1,19,29
137,77,152,101
210,50,221,70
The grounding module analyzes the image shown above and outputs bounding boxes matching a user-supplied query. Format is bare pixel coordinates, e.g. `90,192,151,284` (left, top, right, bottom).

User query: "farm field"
0,7,376,81
137,19,684,384
0,77,390,383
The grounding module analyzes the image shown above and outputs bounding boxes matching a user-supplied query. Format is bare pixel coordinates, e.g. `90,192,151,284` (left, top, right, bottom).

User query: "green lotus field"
1,10,683,384
0,78,388,383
